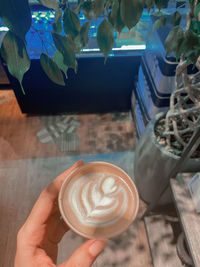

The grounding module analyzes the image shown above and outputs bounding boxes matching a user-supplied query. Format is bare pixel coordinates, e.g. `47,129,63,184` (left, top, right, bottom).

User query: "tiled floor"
0,91,136,160
0,90,152,267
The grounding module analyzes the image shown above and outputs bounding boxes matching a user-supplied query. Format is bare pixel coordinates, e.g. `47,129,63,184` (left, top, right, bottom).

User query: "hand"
15,160,107,267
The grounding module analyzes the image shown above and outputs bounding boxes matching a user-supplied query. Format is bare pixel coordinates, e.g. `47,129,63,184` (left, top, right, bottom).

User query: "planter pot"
134,112,200,205
176,232,193,266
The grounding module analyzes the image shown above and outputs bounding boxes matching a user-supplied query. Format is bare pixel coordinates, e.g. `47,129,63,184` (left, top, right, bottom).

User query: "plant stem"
163,0,200,154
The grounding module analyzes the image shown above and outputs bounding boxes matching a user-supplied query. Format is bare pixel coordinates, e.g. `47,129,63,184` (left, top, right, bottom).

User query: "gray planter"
134,113,200,205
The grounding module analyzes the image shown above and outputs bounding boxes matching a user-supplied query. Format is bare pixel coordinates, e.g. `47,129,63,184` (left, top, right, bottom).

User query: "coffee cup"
58,162,139,239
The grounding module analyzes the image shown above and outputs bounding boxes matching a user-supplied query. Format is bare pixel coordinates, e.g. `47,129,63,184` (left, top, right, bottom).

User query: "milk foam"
68,172,132,227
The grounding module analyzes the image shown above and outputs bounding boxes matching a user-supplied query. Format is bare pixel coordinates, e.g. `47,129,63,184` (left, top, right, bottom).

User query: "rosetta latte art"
68,173,132,227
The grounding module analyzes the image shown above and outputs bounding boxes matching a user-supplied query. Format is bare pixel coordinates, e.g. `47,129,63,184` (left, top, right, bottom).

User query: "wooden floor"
0,91,152,267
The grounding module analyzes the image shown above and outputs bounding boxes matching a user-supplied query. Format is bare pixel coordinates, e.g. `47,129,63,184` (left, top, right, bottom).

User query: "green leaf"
53,8,62,33
74,60,78,74
171,11,181,26
82,1,95,20
72,4,81,15
153,16,167,31
82,0,105,20
93,0,105,18
63,7,81,39
97,20,114,62
174,35,185,60
189,20,200,35
120,0,144,30
40,53,65,86
0,31,30,94
111,0,119,20
189,0,195,6
78,0,84,4
109,0,125,33
165,26,184,57
38,0,59,10
194,3,200,19
0,0,31,40
54,51,68,79
186,46,200,65
73,35,82,53
185,29,200,48
184,30,200,64
108,11,114,26
115,11,125,32
52,33,76,69
80,22,90,47
155,0,169,10
146,0,154,13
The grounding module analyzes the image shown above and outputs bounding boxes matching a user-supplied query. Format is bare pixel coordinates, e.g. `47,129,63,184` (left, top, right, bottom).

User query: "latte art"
59,162,139,239
68,173,133,227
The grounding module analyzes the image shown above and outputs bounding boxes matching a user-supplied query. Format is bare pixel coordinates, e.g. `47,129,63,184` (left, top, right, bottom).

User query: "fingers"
59,239,107,267
45,211,69,245
24,160,84,234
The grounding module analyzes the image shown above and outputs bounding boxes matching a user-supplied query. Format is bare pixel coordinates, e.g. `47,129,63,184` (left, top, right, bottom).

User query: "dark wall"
5,55,141,114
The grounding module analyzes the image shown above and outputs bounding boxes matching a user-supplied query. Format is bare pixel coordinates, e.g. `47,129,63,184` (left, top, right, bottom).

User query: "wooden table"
170,173,200,267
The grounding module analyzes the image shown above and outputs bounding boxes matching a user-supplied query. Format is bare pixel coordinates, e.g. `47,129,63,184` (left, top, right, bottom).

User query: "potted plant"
0,0,200,204
133,0,200,204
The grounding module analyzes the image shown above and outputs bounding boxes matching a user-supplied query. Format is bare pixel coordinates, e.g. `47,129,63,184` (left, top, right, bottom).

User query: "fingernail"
73,160,84,168
89,240,107,257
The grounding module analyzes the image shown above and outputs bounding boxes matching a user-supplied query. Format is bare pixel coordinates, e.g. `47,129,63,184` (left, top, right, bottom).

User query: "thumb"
59,239,107,267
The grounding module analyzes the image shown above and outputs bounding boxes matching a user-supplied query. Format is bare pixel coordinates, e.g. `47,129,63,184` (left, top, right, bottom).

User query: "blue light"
0,8,149,59
0,26,9,31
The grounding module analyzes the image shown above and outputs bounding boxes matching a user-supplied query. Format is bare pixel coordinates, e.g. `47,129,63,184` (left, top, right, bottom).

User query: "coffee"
59,162,139,239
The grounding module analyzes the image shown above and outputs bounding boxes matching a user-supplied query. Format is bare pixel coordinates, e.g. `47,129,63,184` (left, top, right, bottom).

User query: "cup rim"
58,161,139,239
